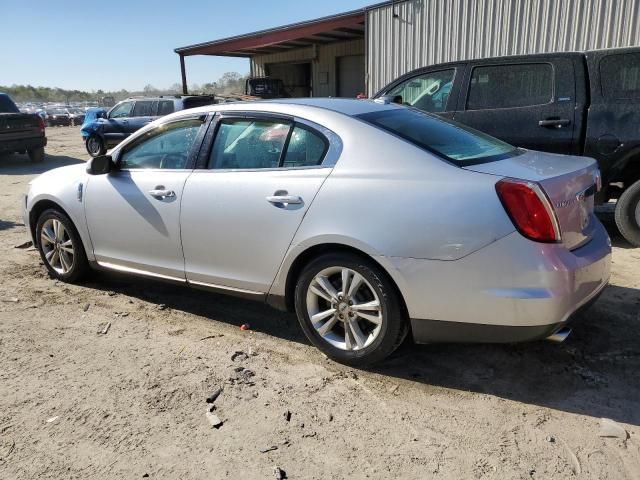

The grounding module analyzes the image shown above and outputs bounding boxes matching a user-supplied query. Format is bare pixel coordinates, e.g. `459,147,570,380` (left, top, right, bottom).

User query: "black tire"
615,179,640,247
86,134,106,157
294,252,408,367
36,209,89,283
27,146,45,163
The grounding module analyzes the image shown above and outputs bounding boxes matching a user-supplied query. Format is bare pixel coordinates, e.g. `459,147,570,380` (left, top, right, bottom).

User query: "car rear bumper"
391,218,612,344
0,135,47,153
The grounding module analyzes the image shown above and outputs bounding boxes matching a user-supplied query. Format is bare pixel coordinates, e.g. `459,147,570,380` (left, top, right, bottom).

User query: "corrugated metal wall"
251,39,364,96
367,0,640,95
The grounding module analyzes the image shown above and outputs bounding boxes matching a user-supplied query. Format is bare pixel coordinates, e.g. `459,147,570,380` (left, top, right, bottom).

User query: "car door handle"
149,188,176,199
538,118,570,128
266,195,303,205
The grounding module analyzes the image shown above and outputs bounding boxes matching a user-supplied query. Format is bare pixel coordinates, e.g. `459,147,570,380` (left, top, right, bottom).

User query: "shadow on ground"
0,153,84,175
82,264,640,427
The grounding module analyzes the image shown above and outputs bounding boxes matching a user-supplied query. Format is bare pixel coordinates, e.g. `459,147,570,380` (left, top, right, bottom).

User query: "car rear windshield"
357,107,519,165
0,94,19,113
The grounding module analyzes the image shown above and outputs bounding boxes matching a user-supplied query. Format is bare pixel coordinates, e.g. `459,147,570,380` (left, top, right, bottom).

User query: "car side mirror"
86,155,115,175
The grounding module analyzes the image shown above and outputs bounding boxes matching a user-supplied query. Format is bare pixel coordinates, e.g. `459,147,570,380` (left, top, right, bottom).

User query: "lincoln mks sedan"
23,98,611,365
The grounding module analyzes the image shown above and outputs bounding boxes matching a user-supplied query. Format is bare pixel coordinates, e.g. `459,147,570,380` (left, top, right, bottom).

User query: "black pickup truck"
0,92,46,163
375,47,640,246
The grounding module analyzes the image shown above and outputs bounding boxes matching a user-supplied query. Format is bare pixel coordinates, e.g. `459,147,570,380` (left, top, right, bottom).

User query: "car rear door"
180,113,337,294
126,100,157,134
453,56,579,154
584,48,640,184
375,63,465,120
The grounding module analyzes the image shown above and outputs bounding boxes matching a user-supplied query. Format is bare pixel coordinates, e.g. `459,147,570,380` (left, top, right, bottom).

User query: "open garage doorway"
265,62,312,97
337,54,365,98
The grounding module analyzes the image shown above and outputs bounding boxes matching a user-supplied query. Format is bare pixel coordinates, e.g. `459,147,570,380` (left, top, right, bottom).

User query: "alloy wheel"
306,266,383,351
40,218,75,274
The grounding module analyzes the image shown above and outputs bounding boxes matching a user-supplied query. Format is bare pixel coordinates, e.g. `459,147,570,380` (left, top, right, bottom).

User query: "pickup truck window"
358,108,518,165
467,63,553,110
601,52,640,99
383,69,455,113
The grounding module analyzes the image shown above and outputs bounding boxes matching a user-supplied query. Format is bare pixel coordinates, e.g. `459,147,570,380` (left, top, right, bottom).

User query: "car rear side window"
132,100,155,117
120,118,204,169
158,100,175,116
209,119,291,169
282,126,327,167
600,52,640,99
358,107,519,165
467,63,553,110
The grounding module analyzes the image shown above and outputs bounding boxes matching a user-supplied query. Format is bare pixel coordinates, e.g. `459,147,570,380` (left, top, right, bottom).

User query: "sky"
0,0,372,92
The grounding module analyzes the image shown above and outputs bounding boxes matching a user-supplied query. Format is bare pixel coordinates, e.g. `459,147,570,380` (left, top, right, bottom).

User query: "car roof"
255,97,403,116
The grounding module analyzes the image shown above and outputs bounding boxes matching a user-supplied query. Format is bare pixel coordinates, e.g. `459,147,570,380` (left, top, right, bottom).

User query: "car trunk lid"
0,113,42,139
464,150,600,250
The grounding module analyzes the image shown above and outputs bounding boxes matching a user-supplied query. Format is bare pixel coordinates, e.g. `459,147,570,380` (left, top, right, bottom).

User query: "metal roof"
174,9,366,57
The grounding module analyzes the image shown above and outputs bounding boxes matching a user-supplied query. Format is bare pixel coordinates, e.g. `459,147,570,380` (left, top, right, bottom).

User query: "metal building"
175,0,640,97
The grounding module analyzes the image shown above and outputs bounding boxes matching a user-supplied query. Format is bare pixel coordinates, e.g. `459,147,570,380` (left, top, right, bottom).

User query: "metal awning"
175,10,365,58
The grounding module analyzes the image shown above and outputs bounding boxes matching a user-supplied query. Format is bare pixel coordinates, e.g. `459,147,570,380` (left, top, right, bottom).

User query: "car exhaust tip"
546,327,572,343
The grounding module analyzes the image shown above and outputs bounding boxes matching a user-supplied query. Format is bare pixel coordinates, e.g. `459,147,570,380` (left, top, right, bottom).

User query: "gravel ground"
1,126,640,479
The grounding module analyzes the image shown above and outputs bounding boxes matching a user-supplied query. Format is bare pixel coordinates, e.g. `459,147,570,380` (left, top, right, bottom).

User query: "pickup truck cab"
375,47,640,246
0,92,46,163
84,95,216,157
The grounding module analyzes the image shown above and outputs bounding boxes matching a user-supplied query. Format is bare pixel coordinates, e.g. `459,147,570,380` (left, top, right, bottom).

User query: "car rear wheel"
615,179,640,247
27,146,45,163
294,252,408,366
86,135,106,157
36,209,89,283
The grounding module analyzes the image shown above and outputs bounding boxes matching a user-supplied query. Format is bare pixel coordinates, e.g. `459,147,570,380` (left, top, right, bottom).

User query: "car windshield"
357,107,519,165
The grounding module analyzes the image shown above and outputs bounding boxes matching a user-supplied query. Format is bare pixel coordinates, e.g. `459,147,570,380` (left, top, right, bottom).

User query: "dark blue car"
82,95,216,157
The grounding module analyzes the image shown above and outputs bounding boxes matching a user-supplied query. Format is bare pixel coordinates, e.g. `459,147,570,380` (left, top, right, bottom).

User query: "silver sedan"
23,99,611,365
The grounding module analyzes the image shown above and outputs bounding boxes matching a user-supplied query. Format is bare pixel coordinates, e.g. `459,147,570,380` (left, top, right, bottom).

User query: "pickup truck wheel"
36,209,89,283
28,146,45,163
86,135,106,157
615,179,640,247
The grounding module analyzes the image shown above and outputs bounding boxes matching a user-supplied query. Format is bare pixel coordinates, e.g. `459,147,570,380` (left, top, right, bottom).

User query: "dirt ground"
1,126,640,480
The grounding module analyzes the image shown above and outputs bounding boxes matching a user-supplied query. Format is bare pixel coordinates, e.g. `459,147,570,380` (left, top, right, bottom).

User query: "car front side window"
385,69,455,113
119,118,204,170
109,101,133,119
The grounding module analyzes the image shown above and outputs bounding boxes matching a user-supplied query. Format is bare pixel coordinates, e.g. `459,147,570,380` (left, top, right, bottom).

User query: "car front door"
453,58,578,153
103,100,134,145
84,115,207,280
180,114,336,294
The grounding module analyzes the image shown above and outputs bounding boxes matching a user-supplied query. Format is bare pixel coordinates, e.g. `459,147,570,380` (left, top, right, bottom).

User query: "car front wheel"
86,135,106,157
36,209,89,282
294,252,408,366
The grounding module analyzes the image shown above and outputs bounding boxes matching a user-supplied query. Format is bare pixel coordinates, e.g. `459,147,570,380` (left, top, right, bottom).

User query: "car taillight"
495,178,561,243
37,116,45,132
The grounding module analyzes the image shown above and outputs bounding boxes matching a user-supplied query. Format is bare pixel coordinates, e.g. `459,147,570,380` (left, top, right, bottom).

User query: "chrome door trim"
97,261,186,282
187,279,264,296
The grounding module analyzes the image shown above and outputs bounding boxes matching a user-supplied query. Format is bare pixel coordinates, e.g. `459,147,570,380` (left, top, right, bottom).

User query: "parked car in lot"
23,99,611,365
83,95,217,157
375,47,640,246
45,108,72,127
0,92,46,163
65,107,86,126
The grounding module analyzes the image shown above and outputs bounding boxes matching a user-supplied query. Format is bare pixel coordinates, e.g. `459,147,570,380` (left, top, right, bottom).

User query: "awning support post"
179,55,188,94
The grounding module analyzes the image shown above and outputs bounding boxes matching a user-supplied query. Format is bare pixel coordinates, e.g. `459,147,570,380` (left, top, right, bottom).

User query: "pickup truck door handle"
266,194,303,206
149,187,176,199
538,118,571,128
